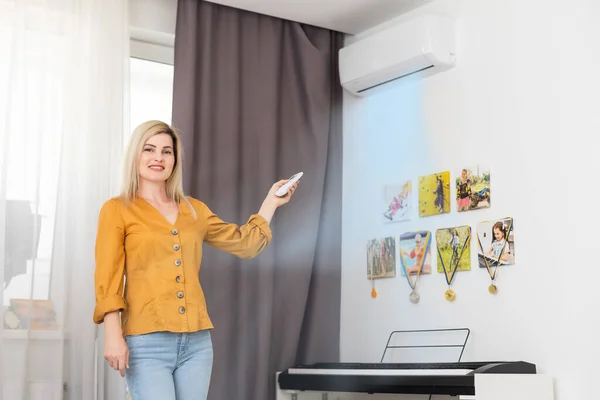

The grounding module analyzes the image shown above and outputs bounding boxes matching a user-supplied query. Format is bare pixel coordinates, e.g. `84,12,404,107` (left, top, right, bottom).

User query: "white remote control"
275,172,303,197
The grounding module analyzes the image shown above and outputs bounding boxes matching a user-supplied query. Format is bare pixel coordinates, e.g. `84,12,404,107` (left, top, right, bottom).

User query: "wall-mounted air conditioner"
339,14,456,96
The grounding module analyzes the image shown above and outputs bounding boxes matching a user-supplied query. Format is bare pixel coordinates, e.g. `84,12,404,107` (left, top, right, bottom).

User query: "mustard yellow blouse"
92,196,272,336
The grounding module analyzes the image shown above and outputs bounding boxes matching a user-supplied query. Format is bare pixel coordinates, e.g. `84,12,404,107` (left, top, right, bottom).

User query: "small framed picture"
476,217,515,268
456,165,490,212
367,237,397,279
419,171,450,217
398,231,432,276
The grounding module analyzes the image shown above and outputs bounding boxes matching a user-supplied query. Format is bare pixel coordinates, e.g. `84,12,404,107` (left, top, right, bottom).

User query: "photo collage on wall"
367,165,516,302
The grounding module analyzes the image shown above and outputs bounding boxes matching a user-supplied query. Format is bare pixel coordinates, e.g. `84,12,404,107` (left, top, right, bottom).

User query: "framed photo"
367,237,397,279
435,225,472,273
419,171,450,217
476,217,515,268
382,180,412,223
456,165,490,212
398,231,432,276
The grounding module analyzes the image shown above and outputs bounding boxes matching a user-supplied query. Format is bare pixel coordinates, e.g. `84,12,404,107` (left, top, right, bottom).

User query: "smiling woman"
93,120,299,400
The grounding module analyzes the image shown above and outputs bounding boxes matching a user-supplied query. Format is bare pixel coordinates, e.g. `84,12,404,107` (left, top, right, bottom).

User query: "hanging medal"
476,218,514,294
436,226,471,302
367,238,377,298
371,276,378,298
399,231,431,304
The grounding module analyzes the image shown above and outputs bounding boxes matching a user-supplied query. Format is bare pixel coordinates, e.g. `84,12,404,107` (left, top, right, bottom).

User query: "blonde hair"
120,120,195,218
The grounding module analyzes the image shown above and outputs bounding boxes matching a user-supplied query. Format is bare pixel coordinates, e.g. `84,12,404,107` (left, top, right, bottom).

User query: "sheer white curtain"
0,0,129,399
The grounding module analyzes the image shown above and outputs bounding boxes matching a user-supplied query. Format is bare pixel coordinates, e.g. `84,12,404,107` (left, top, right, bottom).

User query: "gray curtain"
172,1,343,399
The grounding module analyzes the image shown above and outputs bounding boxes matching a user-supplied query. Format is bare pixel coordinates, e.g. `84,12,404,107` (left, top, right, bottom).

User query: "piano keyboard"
278,361,539,397
288,368,474,376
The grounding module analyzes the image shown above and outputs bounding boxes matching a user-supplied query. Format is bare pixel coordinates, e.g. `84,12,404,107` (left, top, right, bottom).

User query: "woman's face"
138,133,175,184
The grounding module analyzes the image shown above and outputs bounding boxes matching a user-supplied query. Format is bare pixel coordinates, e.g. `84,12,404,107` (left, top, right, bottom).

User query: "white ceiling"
129,0,434,37
204,0,434,34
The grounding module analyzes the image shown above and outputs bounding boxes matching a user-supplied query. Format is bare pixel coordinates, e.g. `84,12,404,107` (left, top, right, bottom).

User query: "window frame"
130,27,174,66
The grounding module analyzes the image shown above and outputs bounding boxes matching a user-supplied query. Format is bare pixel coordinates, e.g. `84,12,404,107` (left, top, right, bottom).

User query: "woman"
92,120,298,400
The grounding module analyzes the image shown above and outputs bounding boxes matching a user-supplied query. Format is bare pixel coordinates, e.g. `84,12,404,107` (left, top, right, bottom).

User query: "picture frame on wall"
366,237,397,280
456,165,491,212
382,180,413,223
435,225,472,273
476,217,515,268
398,231,432,276
418,171,450,217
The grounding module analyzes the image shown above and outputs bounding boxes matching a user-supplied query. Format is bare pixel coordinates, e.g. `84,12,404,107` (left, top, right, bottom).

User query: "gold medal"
437,227,470,304
488,284,497,294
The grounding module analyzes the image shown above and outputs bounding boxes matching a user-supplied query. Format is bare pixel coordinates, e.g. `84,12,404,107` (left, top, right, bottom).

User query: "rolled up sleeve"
93,199,126,324
202,203,272,259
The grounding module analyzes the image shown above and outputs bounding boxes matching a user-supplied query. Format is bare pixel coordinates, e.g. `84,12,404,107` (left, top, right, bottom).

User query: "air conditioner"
339,14,456,96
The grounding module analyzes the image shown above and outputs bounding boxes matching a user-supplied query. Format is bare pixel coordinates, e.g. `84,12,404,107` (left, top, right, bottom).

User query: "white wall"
341,0,600,399
128,0,177,64
129,0,177,35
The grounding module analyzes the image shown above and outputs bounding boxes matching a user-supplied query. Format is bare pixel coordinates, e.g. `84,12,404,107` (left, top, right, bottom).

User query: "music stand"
380,327,471,363
380,328,471,400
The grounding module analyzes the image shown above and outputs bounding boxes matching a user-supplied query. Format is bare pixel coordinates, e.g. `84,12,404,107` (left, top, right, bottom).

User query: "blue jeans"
125,330,213,400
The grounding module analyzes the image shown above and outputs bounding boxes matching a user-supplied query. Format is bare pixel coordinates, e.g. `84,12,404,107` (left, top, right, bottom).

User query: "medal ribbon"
399,231,431,290
477,218,513,281
437,229,470,287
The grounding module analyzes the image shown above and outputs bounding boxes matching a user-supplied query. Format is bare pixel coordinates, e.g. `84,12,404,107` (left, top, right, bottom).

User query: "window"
129,57,175,135
1,17,65,306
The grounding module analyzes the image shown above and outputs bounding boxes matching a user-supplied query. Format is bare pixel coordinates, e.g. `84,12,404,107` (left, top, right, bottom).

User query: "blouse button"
174,259,182,266
177,291,184,299
179,306,186,314
171,229,178,235
173,243,180,251
175,275,181,283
